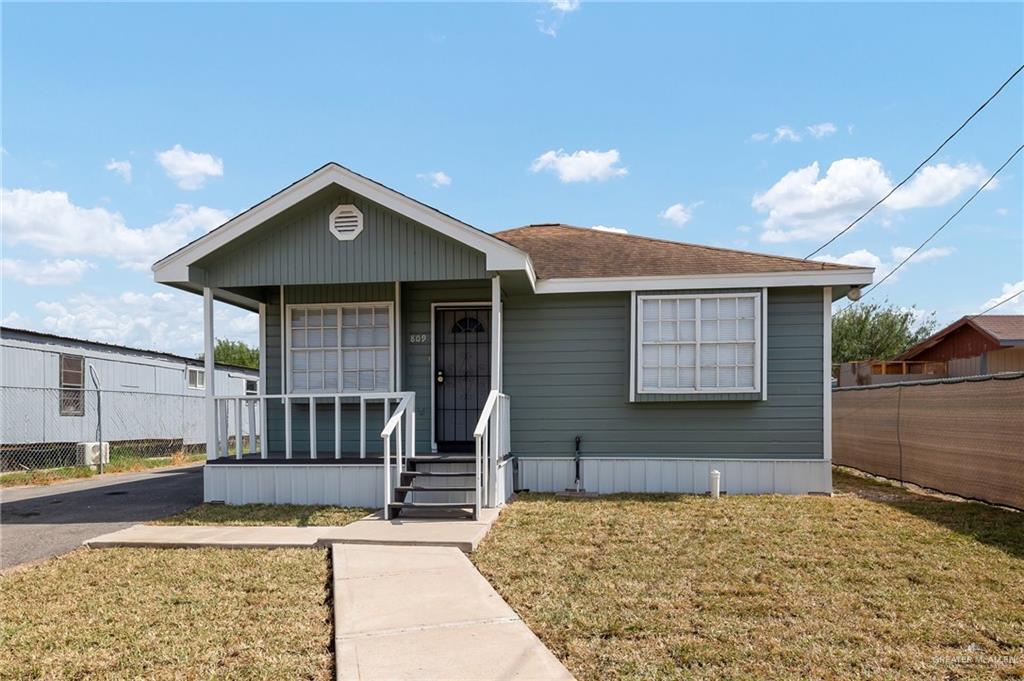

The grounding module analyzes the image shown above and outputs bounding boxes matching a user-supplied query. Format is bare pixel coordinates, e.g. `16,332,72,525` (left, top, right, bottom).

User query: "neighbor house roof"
0,326,259,374
494,224,861,280
896,315,1024,360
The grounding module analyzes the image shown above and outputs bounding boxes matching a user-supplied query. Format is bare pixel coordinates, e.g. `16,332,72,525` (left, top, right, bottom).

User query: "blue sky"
2,2,1021,355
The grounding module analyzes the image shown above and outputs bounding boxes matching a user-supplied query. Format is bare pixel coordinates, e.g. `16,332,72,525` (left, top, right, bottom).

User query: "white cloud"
1,258,93,286
417,170,452,188
537,0,580,37
2,311,25,326
806,122,837,139
550,0,580,10
885,163,990,210
1,188,231,270
659,201,703,227
754,157,991,242
591,225,628,234
105,159,133,183
156,144,224,190
818,245,954,283
996,207,1009,216
979,280,1024,314
530,149,627,183
736,224,752,233
749,132,770,143
33,290,257,355
773,126,801,143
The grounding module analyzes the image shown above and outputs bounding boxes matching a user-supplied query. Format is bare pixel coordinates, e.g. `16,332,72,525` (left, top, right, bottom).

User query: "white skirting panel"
204,464,395,506
518,458,832,495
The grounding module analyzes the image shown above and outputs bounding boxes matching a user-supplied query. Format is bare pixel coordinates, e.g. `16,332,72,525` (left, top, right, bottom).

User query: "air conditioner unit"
76,442,110,467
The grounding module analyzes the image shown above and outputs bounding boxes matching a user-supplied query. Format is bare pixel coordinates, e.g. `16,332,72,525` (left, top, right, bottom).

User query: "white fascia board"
534,268,873,294
152,163,533,283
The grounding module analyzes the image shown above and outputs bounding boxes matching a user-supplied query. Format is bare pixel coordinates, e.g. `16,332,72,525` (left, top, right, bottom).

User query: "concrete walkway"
333,543,574,681
84,508,501,553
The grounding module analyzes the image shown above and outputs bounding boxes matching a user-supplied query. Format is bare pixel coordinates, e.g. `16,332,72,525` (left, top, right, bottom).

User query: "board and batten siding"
194,186,487,288
502,287,825,460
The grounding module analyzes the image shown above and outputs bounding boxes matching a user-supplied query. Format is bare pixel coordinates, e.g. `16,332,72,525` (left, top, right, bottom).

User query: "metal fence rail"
0,387,223,474
833,372,1024,510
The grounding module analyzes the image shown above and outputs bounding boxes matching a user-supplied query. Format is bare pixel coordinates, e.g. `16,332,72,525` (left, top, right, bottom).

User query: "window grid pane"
291,304,390,393
639,296,757,393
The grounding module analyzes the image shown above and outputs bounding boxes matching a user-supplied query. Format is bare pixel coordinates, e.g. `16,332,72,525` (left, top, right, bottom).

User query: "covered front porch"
198,276,514,518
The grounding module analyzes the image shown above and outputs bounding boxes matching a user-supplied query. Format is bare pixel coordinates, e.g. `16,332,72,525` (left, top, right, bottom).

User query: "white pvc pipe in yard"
710,469,721,499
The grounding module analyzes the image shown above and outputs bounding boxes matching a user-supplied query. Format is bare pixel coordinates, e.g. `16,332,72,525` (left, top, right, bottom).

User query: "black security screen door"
434,307,491,452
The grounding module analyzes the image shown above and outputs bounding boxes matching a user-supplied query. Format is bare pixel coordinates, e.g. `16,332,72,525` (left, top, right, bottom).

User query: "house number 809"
408,333,430,344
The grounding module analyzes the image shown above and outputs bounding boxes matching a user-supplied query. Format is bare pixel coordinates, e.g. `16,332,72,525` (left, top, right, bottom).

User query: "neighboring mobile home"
151,163,873,517
0,327,258,469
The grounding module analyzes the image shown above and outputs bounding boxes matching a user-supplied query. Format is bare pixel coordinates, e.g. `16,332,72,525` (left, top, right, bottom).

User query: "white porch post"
491,275,501,391
823,287,833,461
203,287,217,460
258,301,267,457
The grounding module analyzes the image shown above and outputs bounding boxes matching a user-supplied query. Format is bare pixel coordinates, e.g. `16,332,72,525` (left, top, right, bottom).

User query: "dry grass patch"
473,470,1024,680
154,503,372,527
0,547,332,680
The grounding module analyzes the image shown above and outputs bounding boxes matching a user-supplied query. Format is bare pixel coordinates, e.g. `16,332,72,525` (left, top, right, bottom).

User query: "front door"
434,306,491,452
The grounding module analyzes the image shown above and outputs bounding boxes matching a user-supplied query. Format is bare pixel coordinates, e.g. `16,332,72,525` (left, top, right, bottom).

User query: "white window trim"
186,367,206,391
635,292,762,395
285,301,395,394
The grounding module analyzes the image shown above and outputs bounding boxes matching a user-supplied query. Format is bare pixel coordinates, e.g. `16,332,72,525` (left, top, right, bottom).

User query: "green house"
153,163,872,518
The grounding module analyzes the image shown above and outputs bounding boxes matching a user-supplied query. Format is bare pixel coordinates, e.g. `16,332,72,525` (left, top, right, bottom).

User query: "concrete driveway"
0,464,204,570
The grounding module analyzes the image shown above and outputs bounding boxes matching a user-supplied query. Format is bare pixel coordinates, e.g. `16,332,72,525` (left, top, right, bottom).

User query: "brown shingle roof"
493,224,865,280
970,315,1024,343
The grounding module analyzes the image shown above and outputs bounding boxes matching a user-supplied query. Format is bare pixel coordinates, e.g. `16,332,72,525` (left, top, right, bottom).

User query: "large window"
289,304,392,393
637,293,760,394
59,354,85,416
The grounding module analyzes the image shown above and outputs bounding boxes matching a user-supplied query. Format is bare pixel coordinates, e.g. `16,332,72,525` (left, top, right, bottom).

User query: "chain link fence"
0,387,235,479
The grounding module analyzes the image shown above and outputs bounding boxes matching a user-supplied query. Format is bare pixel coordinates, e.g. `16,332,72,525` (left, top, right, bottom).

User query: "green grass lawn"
153,503,373,527
0,452,206,487
0,547,332,680
473,470,1024,680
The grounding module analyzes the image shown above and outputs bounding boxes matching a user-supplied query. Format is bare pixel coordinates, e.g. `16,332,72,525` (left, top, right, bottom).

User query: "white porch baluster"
284,396,293,459
234,398,243,459
334,396,341,459
309,396,317,459
259,397,267,458
359,397,367,459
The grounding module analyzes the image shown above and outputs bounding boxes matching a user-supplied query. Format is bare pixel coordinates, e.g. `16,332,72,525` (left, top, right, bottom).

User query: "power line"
972,289,1023,317
839,143,1024,312
805,63,1024,259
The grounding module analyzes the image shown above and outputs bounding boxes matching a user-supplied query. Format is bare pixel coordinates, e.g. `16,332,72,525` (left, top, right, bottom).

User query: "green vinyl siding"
195,186,487,288
502,287,824,459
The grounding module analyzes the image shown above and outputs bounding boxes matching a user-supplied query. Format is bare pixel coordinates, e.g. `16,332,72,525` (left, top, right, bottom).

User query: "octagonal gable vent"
329,204,363,241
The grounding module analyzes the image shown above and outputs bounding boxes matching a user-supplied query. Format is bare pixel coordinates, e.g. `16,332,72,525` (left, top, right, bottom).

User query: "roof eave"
533,268,873,294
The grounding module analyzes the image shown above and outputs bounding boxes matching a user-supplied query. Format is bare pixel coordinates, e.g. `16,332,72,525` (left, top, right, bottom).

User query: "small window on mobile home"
245,379,259,395
187,367,206,390
59,354,85,416
637,293,761,394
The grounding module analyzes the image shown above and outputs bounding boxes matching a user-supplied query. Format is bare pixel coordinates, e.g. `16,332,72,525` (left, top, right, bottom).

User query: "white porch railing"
212,391,414,460
381,392,416,519
473,390,511,518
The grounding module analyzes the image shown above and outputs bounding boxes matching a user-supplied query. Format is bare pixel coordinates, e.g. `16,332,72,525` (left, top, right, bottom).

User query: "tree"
198,338,260,369
832,302,936,363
